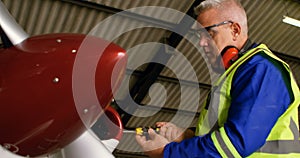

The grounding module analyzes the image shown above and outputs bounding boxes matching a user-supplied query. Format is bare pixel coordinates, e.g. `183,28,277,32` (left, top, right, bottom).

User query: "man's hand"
156,122,195,142
135,128,169,158
156,122,188,142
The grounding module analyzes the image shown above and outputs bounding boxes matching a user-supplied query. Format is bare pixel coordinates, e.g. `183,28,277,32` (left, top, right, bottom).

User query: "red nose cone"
0,33,127,157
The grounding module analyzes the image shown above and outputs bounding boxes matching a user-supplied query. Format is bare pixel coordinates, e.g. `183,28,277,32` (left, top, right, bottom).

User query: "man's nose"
199,36,208,47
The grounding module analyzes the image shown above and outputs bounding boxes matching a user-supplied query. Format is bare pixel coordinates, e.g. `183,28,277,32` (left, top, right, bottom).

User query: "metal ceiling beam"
119,0,203,126
292,0,300,4
274,51,300,63
127,69,211,89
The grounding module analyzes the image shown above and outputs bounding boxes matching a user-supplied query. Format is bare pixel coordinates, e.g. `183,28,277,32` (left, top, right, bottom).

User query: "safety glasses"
194,20,233,38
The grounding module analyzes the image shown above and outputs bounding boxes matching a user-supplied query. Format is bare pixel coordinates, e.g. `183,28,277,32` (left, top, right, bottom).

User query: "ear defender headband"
220,45,240,69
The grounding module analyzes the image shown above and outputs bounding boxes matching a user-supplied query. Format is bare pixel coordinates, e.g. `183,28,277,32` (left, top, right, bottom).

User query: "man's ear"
231,22,241,41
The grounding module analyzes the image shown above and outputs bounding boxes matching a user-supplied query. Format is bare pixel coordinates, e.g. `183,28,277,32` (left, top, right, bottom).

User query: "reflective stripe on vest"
257,118,300,154
196,44,300,157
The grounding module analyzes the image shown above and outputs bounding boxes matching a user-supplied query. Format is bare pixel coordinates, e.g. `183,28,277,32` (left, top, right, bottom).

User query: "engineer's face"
196,9,233,70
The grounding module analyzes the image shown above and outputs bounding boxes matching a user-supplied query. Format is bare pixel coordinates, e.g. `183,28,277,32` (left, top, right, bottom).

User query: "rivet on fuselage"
53,77,60,83
56,39,62,43
84,109,89,114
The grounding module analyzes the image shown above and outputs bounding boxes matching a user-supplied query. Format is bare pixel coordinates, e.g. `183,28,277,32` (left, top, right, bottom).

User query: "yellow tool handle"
136,127,160,136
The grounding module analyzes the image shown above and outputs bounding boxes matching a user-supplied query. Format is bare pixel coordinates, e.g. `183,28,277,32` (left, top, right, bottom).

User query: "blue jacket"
164,52,292,157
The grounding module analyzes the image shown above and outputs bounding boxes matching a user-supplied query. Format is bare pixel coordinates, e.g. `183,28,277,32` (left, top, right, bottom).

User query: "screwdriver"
123,127,160,140
136,127,160,136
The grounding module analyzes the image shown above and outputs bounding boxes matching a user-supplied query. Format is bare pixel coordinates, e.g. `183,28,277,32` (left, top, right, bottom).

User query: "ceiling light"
282,15,300,28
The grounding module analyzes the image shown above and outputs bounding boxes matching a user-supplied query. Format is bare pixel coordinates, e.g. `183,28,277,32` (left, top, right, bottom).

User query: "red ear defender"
221,46,240,69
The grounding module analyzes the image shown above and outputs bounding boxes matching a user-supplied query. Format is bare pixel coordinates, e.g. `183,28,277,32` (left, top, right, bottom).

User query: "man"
136,0,300,157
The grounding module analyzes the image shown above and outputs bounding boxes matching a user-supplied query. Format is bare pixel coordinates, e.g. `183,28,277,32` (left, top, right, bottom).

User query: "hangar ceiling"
1,0,300,157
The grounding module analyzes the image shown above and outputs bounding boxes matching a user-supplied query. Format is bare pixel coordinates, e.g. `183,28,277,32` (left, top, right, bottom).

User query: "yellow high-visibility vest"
196,44,300,157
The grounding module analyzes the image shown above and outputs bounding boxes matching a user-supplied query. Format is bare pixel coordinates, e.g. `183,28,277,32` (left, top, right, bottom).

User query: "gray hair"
194,0,224,15
194,0,248,34
194,0,244,15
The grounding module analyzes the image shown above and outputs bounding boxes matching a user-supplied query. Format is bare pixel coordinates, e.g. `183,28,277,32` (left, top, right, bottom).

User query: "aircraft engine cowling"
0,33,127,157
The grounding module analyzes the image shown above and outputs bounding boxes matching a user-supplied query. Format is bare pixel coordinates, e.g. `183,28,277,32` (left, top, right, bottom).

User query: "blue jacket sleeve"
164,134,221,158
163,53,291,158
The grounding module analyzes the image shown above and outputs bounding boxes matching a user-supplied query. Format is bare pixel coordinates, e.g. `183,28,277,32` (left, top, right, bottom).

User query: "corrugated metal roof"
3,0,300,66
87,0,193,13
160,33,216,84
140,82,208,112
2,0,112,35
243,0,300,58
